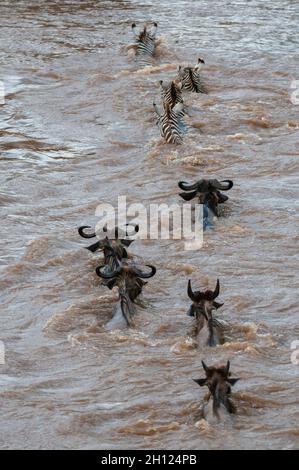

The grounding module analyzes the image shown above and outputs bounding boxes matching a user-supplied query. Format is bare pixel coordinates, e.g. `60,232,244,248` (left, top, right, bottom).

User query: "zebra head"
193,361,240,419
131,22,158,40
159,79,184,109
178,57,206,93
178,179,233,216
178,57,205,75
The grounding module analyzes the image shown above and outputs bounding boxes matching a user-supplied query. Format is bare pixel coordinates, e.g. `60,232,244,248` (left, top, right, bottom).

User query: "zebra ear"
153,103,160,116
151,22,158,35
131,23,137,35
173,102,184,115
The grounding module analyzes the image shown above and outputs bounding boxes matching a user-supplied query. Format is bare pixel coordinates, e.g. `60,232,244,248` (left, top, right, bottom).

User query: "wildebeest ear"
121,239,134,247
106,279,118,290
227,378,240,386
86,241,103,252
193,378,207,387
213,301,224,310
186,305,195,317
179,190,198,201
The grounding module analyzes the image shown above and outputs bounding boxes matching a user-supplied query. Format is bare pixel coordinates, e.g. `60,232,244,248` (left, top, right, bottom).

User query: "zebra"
178,58,207,93
153,101,185,144
159,79,184,109
131,22,158,67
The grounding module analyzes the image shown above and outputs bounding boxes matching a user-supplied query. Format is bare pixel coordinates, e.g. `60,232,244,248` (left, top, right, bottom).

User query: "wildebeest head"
178,179,233,216
187,279,224,346
78,224,139,256
96,262,156,326
187,279,223,321
193,360,240,418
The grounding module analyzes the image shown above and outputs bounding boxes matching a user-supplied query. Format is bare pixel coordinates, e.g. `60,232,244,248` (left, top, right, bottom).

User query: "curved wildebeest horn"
132,265,156,279
201,360,210,374
95,265,122,279
212,279,220,299
212,180,234,191
78,225,96,239
187,280,200,301
178,180,199,191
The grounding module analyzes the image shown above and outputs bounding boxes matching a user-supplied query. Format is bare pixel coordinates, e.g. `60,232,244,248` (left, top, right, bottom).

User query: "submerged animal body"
96,263,156,327
131,22,158,67
187,279,225,347
178,58,206,93
193,361,240,422
178,178,233,229
153,102,186,144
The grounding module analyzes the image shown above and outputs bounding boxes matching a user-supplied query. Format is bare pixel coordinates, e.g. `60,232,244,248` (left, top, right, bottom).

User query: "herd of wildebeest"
78,23,241,422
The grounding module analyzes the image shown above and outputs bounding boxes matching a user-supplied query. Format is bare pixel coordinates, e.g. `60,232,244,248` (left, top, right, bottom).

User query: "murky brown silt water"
0,0,299,450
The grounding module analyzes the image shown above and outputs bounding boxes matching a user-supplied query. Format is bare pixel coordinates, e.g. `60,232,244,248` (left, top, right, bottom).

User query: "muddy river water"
0,0,299,449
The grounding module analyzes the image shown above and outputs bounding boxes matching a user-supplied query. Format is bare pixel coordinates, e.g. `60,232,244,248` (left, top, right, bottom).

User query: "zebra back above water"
132,22,158,67
159,79,184,110
178,58,206,93
153,102,185,145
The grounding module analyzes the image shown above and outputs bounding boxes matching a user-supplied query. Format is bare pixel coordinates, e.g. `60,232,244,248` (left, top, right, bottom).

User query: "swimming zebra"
153,101,185,144
131,22,158,67
178,58,206,93
159,79,184,109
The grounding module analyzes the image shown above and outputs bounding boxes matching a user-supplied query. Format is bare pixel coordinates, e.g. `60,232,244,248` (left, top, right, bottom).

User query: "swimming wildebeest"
193,360,240,422
78,224,139,273
96,261,156,327
178,178,233,229
187,279,225,347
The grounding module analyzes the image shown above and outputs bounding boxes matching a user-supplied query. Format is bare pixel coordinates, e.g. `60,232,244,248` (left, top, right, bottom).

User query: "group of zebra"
132,21,206,144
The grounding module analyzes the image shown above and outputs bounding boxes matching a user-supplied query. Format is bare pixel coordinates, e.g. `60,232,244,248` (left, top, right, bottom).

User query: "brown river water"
0,0,299,450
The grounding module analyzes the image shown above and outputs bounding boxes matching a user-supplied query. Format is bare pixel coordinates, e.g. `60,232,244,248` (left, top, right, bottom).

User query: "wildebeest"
96,262,156,327
178,178,233,229
187,279,225,347
193,360,240,422
78,224,139,274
